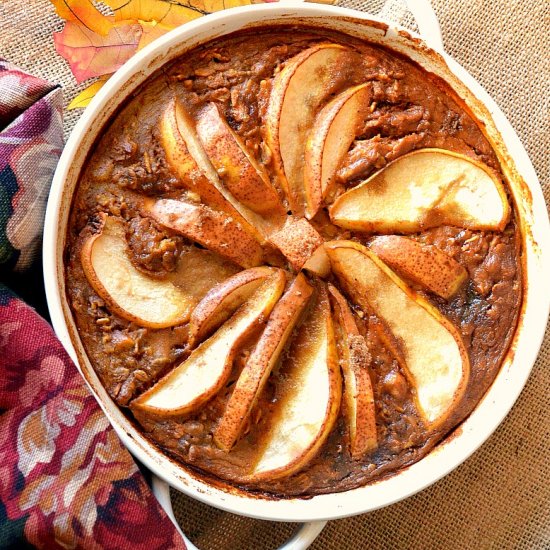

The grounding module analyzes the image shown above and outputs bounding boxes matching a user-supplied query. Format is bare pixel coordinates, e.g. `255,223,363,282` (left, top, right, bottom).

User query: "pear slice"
268,215,324,271
144,198,263,269
304,83,373,219
369,235,468,300
188,266,277,348
159,97,215,198
196,103,285,219
159,98,272,242
302,244,331,278
330,148,511,233
265,44,357,215
132,270,286,417
214,273,314,452
328,284,377,458
325,240,470,428
249,284,342,480
80,214,193,328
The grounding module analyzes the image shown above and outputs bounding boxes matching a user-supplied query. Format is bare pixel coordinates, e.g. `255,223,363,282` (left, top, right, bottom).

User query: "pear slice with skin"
159,97,216,199
249,283,342,481
304,83,373,219
369,235,468,300
302,244,331,278
328,284,377,458
159,98,272,242
325,240,470,428
131,270,286,417
80,214,192,328
196,103,285,219
143,198,263,269
188,266,277,348
265,44,358,215
214,273,314,452
160,98,252,222
330,148,511,233
268,215,324,272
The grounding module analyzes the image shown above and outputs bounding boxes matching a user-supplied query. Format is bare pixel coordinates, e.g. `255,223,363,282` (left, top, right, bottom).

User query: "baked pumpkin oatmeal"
65,27,522,497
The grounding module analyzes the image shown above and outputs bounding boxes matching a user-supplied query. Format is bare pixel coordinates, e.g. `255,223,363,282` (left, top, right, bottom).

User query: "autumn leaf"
54,20,142,83
200,0,261,12
67,76,110,109
105,0,206,25
107,0,260,50
49,0,113,35
138,20,177,49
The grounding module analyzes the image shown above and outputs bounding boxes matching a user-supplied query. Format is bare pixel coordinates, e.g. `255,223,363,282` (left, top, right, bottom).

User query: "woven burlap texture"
1,0,547,548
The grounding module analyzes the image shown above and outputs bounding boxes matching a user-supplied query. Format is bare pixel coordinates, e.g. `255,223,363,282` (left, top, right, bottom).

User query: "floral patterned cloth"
0,63,186,549
0,59,63,272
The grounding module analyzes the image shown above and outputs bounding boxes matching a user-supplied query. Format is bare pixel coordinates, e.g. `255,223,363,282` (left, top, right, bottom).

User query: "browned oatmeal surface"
65,26,522,497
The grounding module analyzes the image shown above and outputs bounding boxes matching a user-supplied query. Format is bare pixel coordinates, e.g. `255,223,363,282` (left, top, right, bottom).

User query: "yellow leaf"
68,77,110,109
49,0,114,35
105,0,205,25
200,0,255,11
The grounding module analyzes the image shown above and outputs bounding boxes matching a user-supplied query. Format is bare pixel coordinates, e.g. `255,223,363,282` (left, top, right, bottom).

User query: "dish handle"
403,0,444,51
151,475,327,550
284,0,444,51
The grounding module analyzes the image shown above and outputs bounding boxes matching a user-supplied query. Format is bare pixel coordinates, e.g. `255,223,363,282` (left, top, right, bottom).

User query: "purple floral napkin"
0,61,186,549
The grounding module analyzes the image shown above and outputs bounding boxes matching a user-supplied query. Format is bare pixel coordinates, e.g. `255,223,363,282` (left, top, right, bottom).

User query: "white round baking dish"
43,2,550,547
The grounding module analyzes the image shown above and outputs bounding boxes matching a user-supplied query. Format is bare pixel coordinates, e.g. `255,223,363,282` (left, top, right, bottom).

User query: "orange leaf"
49,0,114,35
105,0,206,25
54,20,142,83
67,76,110,109
138,21,176,50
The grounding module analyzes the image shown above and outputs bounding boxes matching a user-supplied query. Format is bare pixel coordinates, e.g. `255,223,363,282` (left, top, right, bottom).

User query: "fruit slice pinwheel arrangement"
66,32,522,495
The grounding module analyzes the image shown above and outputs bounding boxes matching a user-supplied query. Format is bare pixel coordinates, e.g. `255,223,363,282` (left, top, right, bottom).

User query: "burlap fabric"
1,0,547,548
